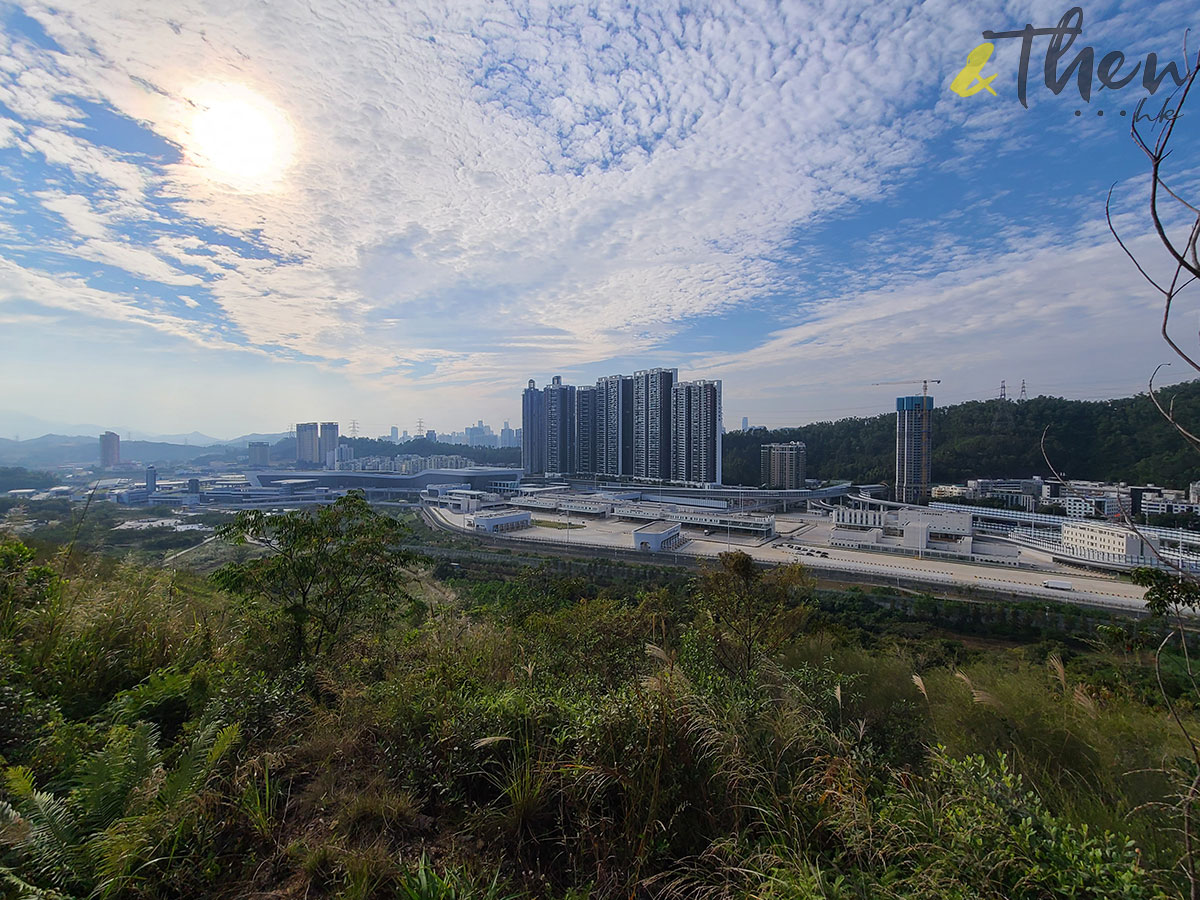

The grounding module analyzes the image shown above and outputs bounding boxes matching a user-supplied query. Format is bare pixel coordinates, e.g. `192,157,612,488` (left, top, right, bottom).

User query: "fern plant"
0,711,239,897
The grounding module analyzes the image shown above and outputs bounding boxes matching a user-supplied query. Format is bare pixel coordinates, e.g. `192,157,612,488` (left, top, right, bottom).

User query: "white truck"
1042,579,1074,591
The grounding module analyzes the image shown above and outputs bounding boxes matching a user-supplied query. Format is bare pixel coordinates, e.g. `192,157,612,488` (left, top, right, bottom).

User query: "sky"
1,0,1198,440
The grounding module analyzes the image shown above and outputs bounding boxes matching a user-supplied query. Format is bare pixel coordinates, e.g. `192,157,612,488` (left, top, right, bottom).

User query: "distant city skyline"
1,3,1195,436
3,364,1197,446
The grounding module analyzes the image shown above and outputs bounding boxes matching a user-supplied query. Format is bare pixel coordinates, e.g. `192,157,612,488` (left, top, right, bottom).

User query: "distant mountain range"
0,428,290,468
0,411,286,447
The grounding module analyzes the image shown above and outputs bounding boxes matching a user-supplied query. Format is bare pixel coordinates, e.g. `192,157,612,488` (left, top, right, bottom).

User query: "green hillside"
723,381,1200,488
1,498,1195,897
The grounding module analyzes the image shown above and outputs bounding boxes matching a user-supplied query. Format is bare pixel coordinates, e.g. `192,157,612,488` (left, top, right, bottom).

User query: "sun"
186,83,295,189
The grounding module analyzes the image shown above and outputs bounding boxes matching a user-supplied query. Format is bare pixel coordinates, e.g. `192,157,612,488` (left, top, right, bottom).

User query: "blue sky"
1,0,1198,439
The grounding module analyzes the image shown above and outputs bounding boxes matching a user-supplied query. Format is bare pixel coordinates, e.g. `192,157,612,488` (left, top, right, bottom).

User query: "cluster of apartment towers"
294,422,345,468
522,369,723,485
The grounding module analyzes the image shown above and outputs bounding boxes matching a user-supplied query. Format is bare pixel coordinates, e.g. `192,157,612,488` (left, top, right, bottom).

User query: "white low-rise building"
632,521,684,552
831,505,973,556
931,484,970,499
1141,497,1200,518
466,509,531,533
1056,494,1121,519
1061,521,1157,559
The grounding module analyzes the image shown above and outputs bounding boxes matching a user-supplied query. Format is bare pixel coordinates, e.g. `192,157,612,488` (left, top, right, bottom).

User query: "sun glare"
186,83,295,189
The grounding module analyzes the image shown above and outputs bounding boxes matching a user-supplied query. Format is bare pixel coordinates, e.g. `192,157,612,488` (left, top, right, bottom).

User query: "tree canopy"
212,492,417,664
722,381,1200,487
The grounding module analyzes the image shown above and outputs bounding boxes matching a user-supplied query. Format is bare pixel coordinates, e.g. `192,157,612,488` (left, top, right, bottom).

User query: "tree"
0,534,56,643
699,550,814,677
213,492,416,664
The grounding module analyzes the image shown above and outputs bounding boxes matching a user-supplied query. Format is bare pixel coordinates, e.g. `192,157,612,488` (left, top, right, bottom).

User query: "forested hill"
722,381,1200,488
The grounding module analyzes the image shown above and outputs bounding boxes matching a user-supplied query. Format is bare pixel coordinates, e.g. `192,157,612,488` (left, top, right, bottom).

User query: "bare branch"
1107,184,1168,296
1148,364,1200,451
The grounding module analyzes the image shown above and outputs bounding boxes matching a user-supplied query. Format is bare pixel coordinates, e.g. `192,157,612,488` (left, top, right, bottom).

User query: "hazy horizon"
2,377,1195,446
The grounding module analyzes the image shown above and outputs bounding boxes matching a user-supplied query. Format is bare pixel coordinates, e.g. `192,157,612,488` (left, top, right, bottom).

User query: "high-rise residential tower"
895,395,933,504
671,379,722,485
544,375,576,474
99,431,120,468
596,374,634,477
248,441,270,467
296,422,320,465
318,422,339,463
574,385,598,475
521,379,546,475
633,367,676,480
760,442,806,489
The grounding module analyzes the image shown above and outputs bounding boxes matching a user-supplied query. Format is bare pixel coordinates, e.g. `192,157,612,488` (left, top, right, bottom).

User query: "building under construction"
895,395,933,504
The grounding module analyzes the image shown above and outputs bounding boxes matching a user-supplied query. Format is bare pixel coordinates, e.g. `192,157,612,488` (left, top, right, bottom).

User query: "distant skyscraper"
671,380,722,484
596,374,634,477
760,442,806,489
296,422,320,465
390,426,399,442
500,420,515,449
426,429,437,442
633,367,676,480
319,422,339,462
248,441,270,467
574,385,598,475
145,466,157,494
99,431,120,468
742,416,749,431
895,395,934,504
521,379,545,475
326,443,354,470
544,375,576,474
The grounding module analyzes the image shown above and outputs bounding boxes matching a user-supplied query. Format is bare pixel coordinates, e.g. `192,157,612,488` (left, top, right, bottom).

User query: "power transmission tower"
992,380,1013,434
416,418,425,435
349,419,360,437
1019,379,1028,402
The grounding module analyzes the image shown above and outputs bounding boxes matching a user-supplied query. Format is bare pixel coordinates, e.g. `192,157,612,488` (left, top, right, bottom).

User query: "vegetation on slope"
0,469,56,494
1,494,1196,898
722,380,1200,487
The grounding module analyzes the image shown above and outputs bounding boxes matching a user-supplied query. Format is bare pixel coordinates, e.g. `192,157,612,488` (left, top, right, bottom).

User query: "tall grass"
0,534,1192,898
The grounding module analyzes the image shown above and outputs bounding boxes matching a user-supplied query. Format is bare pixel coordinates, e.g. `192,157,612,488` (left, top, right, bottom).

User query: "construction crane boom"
871,378,941,397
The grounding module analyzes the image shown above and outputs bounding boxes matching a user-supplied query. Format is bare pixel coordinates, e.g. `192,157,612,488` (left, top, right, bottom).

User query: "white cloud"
703,226,1199,424
0,0,1196,433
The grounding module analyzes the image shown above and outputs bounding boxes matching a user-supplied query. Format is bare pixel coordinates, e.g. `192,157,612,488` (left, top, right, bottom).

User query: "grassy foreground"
1,494,1197,898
